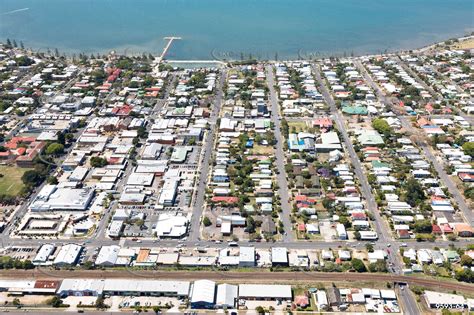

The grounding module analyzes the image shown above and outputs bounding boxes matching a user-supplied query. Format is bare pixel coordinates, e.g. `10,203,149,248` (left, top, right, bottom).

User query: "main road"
311,63,410,297
355,59,473,226
266,64,294,242
311,63,390,243
395,55,474,124
188,70,226,242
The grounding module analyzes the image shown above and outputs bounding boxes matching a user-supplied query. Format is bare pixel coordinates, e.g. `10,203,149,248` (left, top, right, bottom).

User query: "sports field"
0,165,30,196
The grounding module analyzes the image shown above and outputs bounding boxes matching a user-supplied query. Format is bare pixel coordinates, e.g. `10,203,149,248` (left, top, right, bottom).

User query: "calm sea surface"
0,0,473,59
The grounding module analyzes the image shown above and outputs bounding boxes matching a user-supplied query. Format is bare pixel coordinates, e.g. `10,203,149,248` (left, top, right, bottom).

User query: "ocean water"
0,0,472,59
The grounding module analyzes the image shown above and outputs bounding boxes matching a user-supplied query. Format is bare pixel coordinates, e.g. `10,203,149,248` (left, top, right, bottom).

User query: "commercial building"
190,280,216,309
33,244,55,266
53,244,82,266
58,279,190,298
239,247,256,267
238,284,292,301
154,213,189,238
58,279,105,297
216,283,238,308
103,280,190,297
0,280,60,295
95,245,120,266
424,290,467,310
271,247,288,266
30,185,94,212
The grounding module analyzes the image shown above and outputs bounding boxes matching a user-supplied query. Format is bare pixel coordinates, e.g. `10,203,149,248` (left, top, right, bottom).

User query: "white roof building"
154,213,189,238
216,283,238,308
191,280,216,307
239,247,255,267
103,279,190,297
424,290,466,309
68,167,89,182
53,244,82,266
30,185,94,212
271,247,288,265
95,245,120,266
238,284,292,300
33,244,55,265
58,279,104,296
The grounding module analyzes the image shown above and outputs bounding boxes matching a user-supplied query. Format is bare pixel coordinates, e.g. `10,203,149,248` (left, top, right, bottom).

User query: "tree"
454,268,474,283
21,170,44,187
322,198,334,210
460,254,472,267
351,258,367,272
354,231,361,240
12,298,21,306
47,296,63,308
83,261,95,270
412,219,432,233
45,143,64,156
22,260,34,269
90,156,108,168
65,133,74,142
246,216,256,234
255,306,265,314
369,260,388,273
339,216,351,228
365,243,374,253
134,219,145,227
92,69,106,84
47,176,58,185
202,216,212,227
462,142,474,158
14,56,34,67
372,118,391,137
403,178,425,207
95,296,108,309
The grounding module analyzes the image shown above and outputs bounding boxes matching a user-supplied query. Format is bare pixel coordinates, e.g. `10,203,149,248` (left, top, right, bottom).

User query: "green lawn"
0,165,30,196
251,145,274,155
288,121,308,132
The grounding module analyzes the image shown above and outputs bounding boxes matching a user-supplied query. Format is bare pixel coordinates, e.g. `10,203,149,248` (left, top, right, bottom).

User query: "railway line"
2,269,472,293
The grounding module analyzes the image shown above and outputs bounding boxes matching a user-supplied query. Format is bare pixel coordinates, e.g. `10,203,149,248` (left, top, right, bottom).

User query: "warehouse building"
95,245,120,266
53,244,82,266
30,185,95,212
216,283,238,309
238,284,292,301
190,280,216,309
239,246,256,267
271,247,288,266
58,279,190,298
33,244,55,266
58,279,105,297
424,290,467,310
103,279,190,297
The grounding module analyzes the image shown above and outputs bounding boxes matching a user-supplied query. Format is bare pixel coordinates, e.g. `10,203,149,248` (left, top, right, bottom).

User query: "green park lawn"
0,165,30,196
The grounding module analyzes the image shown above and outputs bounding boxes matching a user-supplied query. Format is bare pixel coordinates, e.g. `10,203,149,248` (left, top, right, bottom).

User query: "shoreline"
9,33,474,62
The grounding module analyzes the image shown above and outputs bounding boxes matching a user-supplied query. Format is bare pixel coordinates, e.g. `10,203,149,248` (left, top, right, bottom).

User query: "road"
355,59,473,226
2,269,472,293
188,70,226,242
266,65,293,242
395,56,474,124
397,284,420,315
418,142,473,225
311,63,390,242
1,67,89,239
